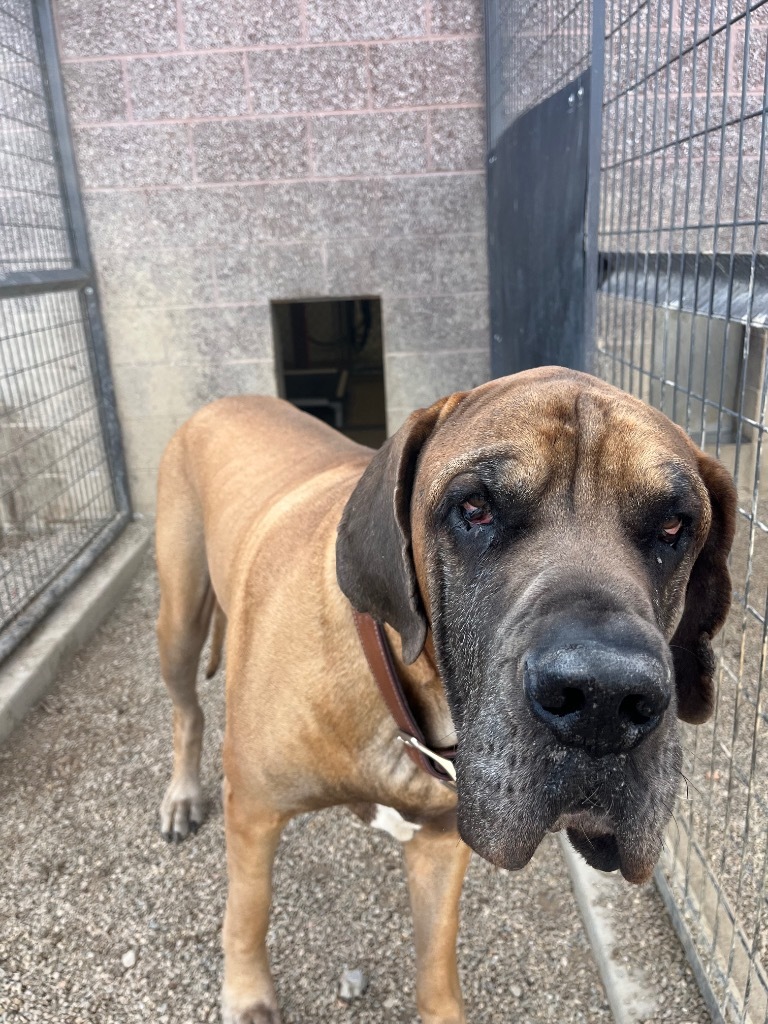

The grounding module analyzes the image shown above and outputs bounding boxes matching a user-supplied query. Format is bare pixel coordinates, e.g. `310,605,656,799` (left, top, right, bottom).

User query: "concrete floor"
0,556,709,1023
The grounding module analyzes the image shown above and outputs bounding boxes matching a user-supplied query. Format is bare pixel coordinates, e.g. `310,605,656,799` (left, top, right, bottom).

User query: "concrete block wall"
54,0,490,513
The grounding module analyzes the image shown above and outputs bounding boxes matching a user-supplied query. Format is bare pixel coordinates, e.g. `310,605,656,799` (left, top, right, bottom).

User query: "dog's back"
157,395,370,612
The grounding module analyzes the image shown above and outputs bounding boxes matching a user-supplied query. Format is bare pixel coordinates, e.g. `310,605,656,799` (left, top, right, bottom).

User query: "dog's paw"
159,777,205,842
222,1002,281,1024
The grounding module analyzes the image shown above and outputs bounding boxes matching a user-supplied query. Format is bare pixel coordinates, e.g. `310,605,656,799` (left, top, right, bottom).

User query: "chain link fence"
0,0,129,662
487,0,768,1019
596,2,768,1021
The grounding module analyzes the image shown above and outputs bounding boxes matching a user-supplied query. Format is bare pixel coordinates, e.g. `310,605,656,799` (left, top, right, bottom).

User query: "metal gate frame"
0,0,130,662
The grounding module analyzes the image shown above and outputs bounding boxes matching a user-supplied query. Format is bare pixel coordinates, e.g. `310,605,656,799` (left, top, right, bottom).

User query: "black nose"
524,643,670,756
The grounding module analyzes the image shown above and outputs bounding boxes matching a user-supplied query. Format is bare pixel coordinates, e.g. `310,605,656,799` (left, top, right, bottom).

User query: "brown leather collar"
352,610,457,788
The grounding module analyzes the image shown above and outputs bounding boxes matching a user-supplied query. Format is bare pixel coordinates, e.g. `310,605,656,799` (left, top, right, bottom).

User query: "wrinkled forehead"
417,374,703,508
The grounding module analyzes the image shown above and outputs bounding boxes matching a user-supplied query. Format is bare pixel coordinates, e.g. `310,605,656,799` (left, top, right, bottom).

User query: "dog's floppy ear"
336,394,464,664
672,452,737,724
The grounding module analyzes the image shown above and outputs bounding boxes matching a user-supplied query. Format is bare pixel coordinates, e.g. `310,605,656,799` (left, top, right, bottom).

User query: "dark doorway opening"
272,298,386,449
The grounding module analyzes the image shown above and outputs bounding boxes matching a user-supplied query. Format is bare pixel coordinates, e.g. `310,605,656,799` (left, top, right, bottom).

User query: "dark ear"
336,394,464,664
673,453,737,724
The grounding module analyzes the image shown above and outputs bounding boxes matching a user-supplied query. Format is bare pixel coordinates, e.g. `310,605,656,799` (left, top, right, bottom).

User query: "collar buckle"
397,731,457,787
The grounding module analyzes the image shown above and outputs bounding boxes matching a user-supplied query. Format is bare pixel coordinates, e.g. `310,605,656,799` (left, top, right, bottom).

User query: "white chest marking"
370,804,422,843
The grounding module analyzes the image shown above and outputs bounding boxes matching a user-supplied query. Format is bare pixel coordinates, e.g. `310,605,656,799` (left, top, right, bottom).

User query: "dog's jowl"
156,367,736,1024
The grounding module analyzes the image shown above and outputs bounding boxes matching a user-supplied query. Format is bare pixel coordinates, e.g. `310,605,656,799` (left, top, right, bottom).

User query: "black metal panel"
488,72,591,377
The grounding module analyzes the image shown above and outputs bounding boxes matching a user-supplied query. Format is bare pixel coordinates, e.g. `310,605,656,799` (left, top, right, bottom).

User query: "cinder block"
128,54,247,119
143,183,323,248
378,174,486,237
383,293,489,352
247,46,367,113
142,188,246,248
247,183,324,241
430,108,485,171
433,233,488,292
83,191,150,255
385,348,489,414
370,39,484,107
306,0,424,41
196,359,278,403
193,118,308,182
736,157,763,229
103,308,170,365
96,248,217,309
431,0,483,34
309,179,387,238
128,469,162,515
73,125,191,187
57,0,178,57
165,305,274,362
114,362,197,419
120,361,277,430
215,244,327,302
119,357,272,428
120,415,182,472
312,112,428,176
62,61,126,121
325,236,435,295
181,0,301,48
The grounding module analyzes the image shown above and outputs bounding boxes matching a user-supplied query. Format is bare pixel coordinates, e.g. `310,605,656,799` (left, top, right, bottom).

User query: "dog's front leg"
221,778,288,1024
403,823,472,1024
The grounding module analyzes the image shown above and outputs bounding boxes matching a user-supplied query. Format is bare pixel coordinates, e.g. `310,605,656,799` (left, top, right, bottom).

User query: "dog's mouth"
552,811,650,882
564,828,621,872
455,742,680,885
466,806,663,885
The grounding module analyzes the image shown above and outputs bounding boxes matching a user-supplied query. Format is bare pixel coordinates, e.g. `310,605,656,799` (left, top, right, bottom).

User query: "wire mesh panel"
487,0,768,1017
0,0,129,661
595,1,768,1020
486,0,593,146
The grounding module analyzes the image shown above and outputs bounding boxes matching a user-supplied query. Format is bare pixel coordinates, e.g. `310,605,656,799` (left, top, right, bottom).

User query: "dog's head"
336,367,736,883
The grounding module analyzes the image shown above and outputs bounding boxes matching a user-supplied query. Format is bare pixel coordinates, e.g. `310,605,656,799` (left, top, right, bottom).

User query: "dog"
155,366,736,1024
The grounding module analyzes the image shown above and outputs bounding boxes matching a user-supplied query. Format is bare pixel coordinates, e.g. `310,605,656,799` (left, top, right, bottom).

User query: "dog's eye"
658,515,683,544
461,499,493,528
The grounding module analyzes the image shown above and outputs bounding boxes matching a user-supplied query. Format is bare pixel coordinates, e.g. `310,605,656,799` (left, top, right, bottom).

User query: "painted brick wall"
54,0,490,513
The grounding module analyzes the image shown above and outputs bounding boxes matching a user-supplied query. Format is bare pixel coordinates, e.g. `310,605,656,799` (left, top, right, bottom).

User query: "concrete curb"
0,521,151,745
560,834,660,1023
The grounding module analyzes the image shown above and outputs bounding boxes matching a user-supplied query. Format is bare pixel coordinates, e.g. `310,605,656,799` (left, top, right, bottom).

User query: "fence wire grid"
597,2,768,1021
0,0,129,662
486,0,593,146
487,0,768,1019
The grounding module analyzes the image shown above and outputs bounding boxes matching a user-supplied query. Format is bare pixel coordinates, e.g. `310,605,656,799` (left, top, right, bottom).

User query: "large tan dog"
156,366,736,1024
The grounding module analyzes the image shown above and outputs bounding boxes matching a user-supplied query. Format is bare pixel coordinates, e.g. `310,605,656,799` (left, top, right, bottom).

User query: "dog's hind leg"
403,824,472,1024
221,779,288,1024
156,437,212,841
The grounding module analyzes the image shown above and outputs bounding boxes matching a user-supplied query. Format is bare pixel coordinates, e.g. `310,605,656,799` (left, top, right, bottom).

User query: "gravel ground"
0,555,708,1023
